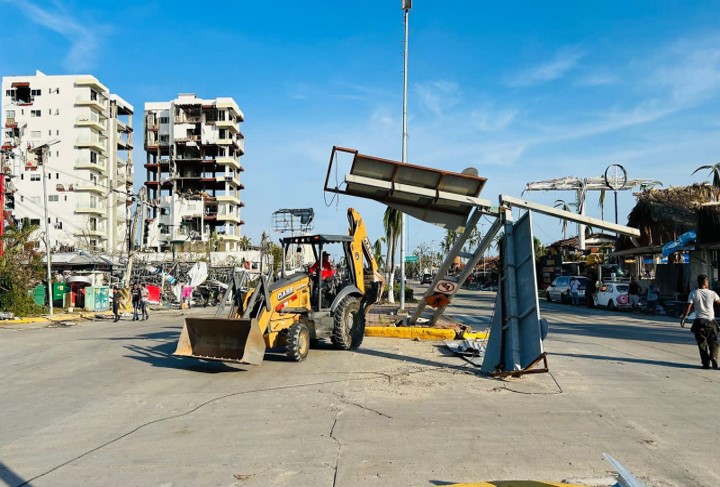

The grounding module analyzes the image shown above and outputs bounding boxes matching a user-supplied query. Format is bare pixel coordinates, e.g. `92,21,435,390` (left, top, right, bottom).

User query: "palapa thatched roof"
617,184,720,250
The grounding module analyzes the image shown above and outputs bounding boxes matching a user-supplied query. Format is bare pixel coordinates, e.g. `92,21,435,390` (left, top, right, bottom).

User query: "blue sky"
2,0,720,253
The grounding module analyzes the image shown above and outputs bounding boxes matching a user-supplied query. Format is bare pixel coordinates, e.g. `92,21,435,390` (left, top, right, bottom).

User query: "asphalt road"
0,288,718,487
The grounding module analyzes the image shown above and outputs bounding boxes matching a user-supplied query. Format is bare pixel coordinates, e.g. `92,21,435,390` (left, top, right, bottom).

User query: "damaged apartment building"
143,94,245,253
1,71,133,255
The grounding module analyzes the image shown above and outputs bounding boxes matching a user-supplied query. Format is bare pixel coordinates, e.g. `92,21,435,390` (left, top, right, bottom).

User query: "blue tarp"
662,229,696,257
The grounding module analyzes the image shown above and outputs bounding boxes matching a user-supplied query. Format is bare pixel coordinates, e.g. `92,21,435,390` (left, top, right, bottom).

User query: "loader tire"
332,295,363,351
285,322,310,362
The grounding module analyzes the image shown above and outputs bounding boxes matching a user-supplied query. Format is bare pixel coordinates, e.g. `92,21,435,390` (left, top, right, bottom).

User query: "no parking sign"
434,280,457,294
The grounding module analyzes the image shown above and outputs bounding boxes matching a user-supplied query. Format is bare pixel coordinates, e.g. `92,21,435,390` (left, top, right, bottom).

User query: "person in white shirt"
680,274,720,369
569,278,580,306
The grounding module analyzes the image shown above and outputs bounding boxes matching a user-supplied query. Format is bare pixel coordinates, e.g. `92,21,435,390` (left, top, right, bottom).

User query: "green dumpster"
85,286,95,311
52,283,67,308
31,285,46,306
94,286,110,311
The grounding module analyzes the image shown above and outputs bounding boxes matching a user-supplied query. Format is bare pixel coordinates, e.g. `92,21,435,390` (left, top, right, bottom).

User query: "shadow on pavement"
550,351,692,369
0,460,30,487
123,339,245,373
102,328,180,342
355,346,480,374
548,320,693,346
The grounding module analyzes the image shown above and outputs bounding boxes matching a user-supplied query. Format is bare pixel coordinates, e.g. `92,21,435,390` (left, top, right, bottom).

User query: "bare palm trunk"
385,238,394,303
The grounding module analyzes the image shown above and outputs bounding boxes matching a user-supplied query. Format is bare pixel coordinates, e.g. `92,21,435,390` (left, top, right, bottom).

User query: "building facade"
143,93,245,253
1,71,133,255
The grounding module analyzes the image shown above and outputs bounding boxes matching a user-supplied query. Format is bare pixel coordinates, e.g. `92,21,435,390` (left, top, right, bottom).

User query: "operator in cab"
309,251,335,279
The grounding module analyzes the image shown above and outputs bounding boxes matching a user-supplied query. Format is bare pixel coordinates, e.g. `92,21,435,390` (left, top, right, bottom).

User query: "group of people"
110,284,150,322
627,276,660,314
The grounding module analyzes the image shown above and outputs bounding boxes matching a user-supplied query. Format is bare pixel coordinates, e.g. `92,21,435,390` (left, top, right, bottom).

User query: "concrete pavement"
0,289,718,486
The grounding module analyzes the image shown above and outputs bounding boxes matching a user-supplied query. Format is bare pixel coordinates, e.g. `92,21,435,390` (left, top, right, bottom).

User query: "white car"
596,282,631,310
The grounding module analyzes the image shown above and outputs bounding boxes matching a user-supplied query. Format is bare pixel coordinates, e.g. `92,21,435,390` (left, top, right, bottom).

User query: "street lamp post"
399,0,411,313
31,140,60,316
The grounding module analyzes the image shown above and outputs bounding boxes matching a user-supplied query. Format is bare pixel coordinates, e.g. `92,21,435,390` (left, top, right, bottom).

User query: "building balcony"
116,140,133,151
215,156,240,170
75,117,107,132
74,76,108,92
74,184,105,195
116,119,132,133
4,118,17,128
217,213,242,223
75,138,106,153
75,206,105,216
76,228,106,238
216,194,241,205
216,119,238,132
174,115,201,124
75,98,107,113
218,234,241,241
74,161,107,174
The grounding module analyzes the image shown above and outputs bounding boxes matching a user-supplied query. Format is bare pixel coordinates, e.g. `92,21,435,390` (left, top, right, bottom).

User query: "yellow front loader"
174,208,385,365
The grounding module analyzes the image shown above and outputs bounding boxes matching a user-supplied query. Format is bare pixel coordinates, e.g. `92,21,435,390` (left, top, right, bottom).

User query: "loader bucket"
174,317,267,365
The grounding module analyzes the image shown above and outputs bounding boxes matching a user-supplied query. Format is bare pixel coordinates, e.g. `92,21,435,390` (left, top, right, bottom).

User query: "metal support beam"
427,215,503,326
408,208,483,325
500,194,640,237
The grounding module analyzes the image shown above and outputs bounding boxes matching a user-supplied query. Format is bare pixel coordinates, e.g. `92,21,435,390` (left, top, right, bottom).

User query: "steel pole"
399,5,410,312
41,148,53,316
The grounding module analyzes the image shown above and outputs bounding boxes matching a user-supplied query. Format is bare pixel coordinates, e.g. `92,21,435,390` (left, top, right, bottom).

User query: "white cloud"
652,37,720,105
415,80,460,117
508,48,585,87
469,106,518,132
3,0,105,71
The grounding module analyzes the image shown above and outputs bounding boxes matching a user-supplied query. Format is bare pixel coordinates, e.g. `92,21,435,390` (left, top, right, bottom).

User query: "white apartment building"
143,93,245,253
1,71,133,255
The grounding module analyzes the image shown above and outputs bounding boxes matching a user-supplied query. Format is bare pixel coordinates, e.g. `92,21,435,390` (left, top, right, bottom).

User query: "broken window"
14,86,31,104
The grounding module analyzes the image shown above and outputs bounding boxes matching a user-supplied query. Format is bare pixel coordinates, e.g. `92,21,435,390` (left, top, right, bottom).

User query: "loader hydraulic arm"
347,208,384,300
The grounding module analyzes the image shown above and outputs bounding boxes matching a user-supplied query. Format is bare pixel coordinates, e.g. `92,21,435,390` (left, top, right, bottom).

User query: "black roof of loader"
280,234,352,245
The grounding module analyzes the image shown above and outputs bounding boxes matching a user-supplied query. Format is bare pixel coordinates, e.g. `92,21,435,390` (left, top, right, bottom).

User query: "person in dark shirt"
628,276,641,314
131,283,141,321
112,286,121,322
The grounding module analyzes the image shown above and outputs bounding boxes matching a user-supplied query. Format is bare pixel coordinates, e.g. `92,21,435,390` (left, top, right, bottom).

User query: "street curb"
445,482,578,487
365,326,489,341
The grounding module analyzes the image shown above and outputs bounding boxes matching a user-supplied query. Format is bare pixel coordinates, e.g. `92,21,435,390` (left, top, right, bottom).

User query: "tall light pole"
31,140,60,316
399,0,411,313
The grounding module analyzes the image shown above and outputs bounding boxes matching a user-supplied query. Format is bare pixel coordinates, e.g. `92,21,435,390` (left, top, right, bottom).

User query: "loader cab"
280,234,358,312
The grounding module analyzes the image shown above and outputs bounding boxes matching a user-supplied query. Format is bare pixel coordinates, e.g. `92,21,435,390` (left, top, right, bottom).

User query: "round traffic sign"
434,280,457,294
604,164,627,190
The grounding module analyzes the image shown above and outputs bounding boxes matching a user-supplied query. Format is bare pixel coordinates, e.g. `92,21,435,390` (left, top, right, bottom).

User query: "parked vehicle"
595,282,630,310
420,273,433,284
546,276,588,304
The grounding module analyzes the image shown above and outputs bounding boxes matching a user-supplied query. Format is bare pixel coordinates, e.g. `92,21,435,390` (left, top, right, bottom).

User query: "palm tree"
441,229,459,253
383,207,402,303
554,199,577,240
238,235,252,251
598,187,606,221
692,162,720,188
373,237,386,271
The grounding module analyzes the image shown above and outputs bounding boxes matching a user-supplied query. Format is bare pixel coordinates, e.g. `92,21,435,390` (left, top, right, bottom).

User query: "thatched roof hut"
617,184,720,251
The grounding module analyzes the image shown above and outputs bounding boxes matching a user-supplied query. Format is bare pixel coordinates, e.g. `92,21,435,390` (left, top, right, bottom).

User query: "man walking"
140,283,149,321
131,283,141,321
680,274,720,369
112,286,121,322
628,276,641,314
